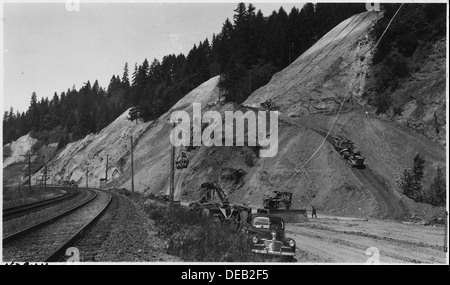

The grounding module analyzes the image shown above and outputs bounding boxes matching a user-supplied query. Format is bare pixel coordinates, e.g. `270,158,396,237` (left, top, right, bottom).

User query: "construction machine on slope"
176,151,189,169
189,182,251,226
333,136,365,168
259,191,308,223
260,99,279,111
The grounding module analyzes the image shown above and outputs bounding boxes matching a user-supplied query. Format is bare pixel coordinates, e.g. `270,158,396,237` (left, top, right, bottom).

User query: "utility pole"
86,167,89,188
19,153,33,193
44,164,48,189
169,123,176,208
445,210,448,253
105,154,109,183
28,154,31,192
131,136,135,193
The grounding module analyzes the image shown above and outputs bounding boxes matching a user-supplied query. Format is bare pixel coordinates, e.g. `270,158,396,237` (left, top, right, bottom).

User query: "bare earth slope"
3,10,447,264
25,76,220,194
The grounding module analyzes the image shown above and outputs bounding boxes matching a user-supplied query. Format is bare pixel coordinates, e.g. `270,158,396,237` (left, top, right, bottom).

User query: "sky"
2,1,301,113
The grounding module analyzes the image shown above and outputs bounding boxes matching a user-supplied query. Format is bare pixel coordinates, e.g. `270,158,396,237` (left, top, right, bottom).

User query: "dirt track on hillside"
312,128,405,219
351,167,404,219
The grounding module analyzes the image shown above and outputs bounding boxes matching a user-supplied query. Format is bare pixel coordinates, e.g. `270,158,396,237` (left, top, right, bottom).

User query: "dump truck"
260,191,308,223
189,182,250,226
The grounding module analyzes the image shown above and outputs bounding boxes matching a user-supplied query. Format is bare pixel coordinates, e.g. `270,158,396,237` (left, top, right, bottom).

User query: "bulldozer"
260,99,279,111
189,182,250,226
348,148,365,168
333,136,365,168
260,191,308,223
263,191,292,210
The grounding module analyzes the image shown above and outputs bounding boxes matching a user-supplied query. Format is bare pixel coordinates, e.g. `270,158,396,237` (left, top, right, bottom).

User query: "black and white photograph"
1,0,448,267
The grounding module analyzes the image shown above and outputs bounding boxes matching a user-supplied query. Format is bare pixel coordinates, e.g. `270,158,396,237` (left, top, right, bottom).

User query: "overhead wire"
280,4,404,187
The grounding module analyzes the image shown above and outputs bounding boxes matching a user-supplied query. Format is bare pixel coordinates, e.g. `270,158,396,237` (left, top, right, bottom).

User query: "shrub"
425,167,446,206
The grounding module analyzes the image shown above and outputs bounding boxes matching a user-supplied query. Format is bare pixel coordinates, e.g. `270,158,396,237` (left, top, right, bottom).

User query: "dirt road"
351,167,404,219
312,128,405,219
287,215,446,263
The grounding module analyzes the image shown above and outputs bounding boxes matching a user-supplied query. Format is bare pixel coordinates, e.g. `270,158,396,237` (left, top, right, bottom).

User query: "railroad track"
3,187,81,221
2,188,112,262
60,193,119,262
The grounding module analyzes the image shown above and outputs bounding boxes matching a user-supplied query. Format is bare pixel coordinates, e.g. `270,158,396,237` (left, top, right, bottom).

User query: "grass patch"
122,190,263,262
146,203,256,262
120,190,290,262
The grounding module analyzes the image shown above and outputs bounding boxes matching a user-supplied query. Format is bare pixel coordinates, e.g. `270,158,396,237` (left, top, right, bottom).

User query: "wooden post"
170,123,176,208
131,136,135,194
105,154,109,183
86,167,89,188
445,211,448,253
28,154,31,193
44,164,47,189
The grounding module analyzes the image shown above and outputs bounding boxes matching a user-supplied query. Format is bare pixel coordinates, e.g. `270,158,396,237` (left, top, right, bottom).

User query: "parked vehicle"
246,214,296,260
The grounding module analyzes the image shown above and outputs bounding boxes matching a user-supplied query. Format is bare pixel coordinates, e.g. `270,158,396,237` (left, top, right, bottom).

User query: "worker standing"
312,206,317,219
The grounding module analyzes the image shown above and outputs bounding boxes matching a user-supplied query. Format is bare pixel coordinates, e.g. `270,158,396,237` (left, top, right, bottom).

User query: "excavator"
189,182,251,226
260,191,308,223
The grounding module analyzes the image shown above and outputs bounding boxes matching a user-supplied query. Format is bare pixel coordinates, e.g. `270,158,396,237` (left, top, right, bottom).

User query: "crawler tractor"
260,99,279,111
333,136,365,168
260,191,308,223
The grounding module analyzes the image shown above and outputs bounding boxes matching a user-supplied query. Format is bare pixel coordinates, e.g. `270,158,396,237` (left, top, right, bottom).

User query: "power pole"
44,164,48,189
86,167,89,188
170,123,176,207
105,154,109,183
19,153,33,193
445,210,448,253
131,136,135,193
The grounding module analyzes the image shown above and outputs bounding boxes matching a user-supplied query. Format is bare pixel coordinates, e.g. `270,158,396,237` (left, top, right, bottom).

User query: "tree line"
3,3,368,146
3,75,129,147
398,153,445,207
367,3,446,114
128,2,367,120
